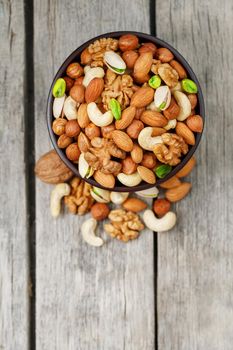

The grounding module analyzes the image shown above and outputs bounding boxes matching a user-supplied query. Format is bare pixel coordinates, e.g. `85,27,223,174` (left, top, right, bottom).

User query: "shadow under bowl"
47,31,205,192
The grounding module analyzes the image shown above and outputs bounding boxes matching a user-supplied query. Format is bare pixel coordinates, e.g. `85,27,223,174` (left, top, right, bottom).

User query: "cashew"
117,172,142,187
110,191,129,204
173,91,192,121
87,102,113,127
171,81,182,94
53,95,66,118
138,127,163,151
50,183,71,218
136,187,159,198
63,96,79,120
90,187,110,203
83,67,105,87
164,119,177,130
84,65,91,74
81,218,104,247
143,209,176,232
78,153,94,179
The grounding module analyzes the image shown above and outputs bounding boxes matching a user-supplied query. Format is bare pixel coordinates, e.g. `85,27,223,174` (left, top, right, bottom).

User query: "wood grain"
34,1,155,349
156,1,233,349
0,0,29,349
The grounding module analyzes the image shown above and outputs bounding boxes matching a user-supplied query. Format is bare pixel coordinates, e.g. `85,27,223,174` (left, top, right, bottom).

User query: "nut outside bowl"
47,31,205,192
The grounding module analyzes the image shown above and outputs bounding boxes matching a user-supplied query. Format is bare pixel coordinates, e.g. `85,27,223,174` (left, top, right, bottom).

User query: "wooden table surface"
1,0,233,349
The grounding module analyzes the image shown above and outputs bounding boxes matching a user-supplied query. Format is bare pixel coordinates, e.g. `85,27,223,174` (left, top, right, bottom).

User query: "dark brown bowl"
47,31,205,192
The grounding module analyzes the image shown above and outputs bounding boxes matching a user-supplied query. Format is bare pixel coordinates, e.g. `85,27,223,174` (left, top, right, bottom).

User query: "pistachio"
149,75,161,89
181,79,198,94
109,98,121,120
53,95,66,118
52,78,66,98
155,164,172,178
136,187,159,198
154,86,171,111
104,51,126,75
90,187,110,203
78,153,94,179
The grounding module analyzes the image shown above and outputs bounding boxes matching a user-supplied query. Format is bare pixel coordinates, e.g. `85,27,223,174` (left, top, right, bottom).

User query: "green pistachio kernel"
181,79,198,94
155,164,172,178
109,98,121,120
159,101,166,110
149,75,161,89
52,78,66,98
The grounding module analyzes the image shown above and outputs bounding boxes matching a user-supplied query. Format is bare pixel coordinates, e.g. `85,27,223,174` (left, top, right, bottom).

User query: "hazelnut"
134,107,145,119
85,123,100,140
153,198,171,217
141,153,157,169
65,120,81,137
57,134,73,148
63,76,74,92
65,143,80,161
187,94,198,109
122,50,139,69
74,76,84,86
119,34,139,52
126,120,144,139
80,48,92,65
91,203,110,221
52,118,67,136
70,85,85,103
138,42,157,56
156,48,174,62
101,124,115,139
122,156,137,175
66,62,84,79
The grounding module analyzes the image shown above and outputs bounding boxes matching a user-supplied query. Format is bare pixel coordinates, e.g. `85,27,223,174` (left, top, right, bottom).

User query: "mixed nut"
51,34,203,189
35,148,197,246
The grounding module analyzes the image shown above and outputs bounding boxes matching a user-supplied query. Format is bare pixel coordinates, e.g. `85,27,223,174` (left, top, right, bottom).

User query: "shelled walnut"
64,177,94,215
153,133,188,166
86,38,119,67
104,209,144,242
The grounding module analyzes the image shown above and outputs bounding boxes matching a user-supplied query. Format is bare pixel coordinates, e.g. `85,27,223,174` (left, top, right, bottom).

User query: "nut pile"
51,34,203,188
35,149,197,246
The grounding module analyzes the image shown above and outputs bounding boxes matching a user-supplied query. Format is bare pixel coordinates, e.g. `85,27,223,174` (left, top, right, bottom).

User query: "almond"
77,132,91,152
152,127,166,136
170,60,187,79
70,84,85,103
186,115,203,133
112,130,133,152
156,48,174,62
115,106,136,129
122,50,139,69
130,144,143,163
176,122,195,145
34,150,73,184
123,198,147,212
94,170,115,189
165,182,192,202
159,176,181,189
133,74,150,84
85,78,104,103
137,165,156,184
163,97,180,120
130,86,154,108
126,120,144,139
140,110,167,127
77,103,90,128
134,52,153,79
176,157,196,178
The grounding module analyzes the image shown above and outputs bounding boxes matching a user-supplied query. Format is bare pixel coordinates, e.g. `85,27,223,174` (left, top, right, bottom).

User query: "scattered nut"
153,198,171,217
91,203,110,221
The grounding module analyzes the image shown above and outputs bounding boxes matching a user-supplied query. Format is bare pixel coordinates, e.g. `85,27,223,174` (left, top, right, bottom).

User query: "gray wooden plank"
156,1,233,349
0,1,29,349
34,1,155,349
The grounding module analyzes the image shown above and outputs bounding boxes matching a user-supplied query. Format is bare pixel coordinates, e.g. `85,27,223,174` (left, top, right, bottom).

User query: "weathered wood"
0,1,29,349
34,1,155,349
156,1,233,349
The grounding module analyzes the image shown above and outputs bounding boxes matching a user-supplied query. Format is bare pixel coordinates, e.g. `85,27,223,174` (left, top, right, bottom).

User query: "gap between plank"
24,0,36,349
149,0,158,349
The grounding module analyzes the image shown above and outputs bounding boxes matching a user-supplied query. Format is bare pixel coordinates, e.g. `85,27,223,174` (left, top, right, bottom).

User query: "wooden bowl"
47,31,205,192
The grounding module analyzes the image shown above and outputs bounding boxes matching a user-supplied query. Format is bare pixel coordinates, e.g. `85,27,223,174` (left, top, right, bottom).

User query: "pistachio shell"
136,187,159,198
53,95,66,118
154,86,171,111
104,51,126,75
78,153,94,179
90,187,110,203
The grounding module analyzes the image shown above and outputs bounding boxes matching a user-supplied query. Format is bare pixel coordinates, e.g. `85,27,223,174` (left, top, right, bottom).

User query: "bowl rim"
47,30,205,192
